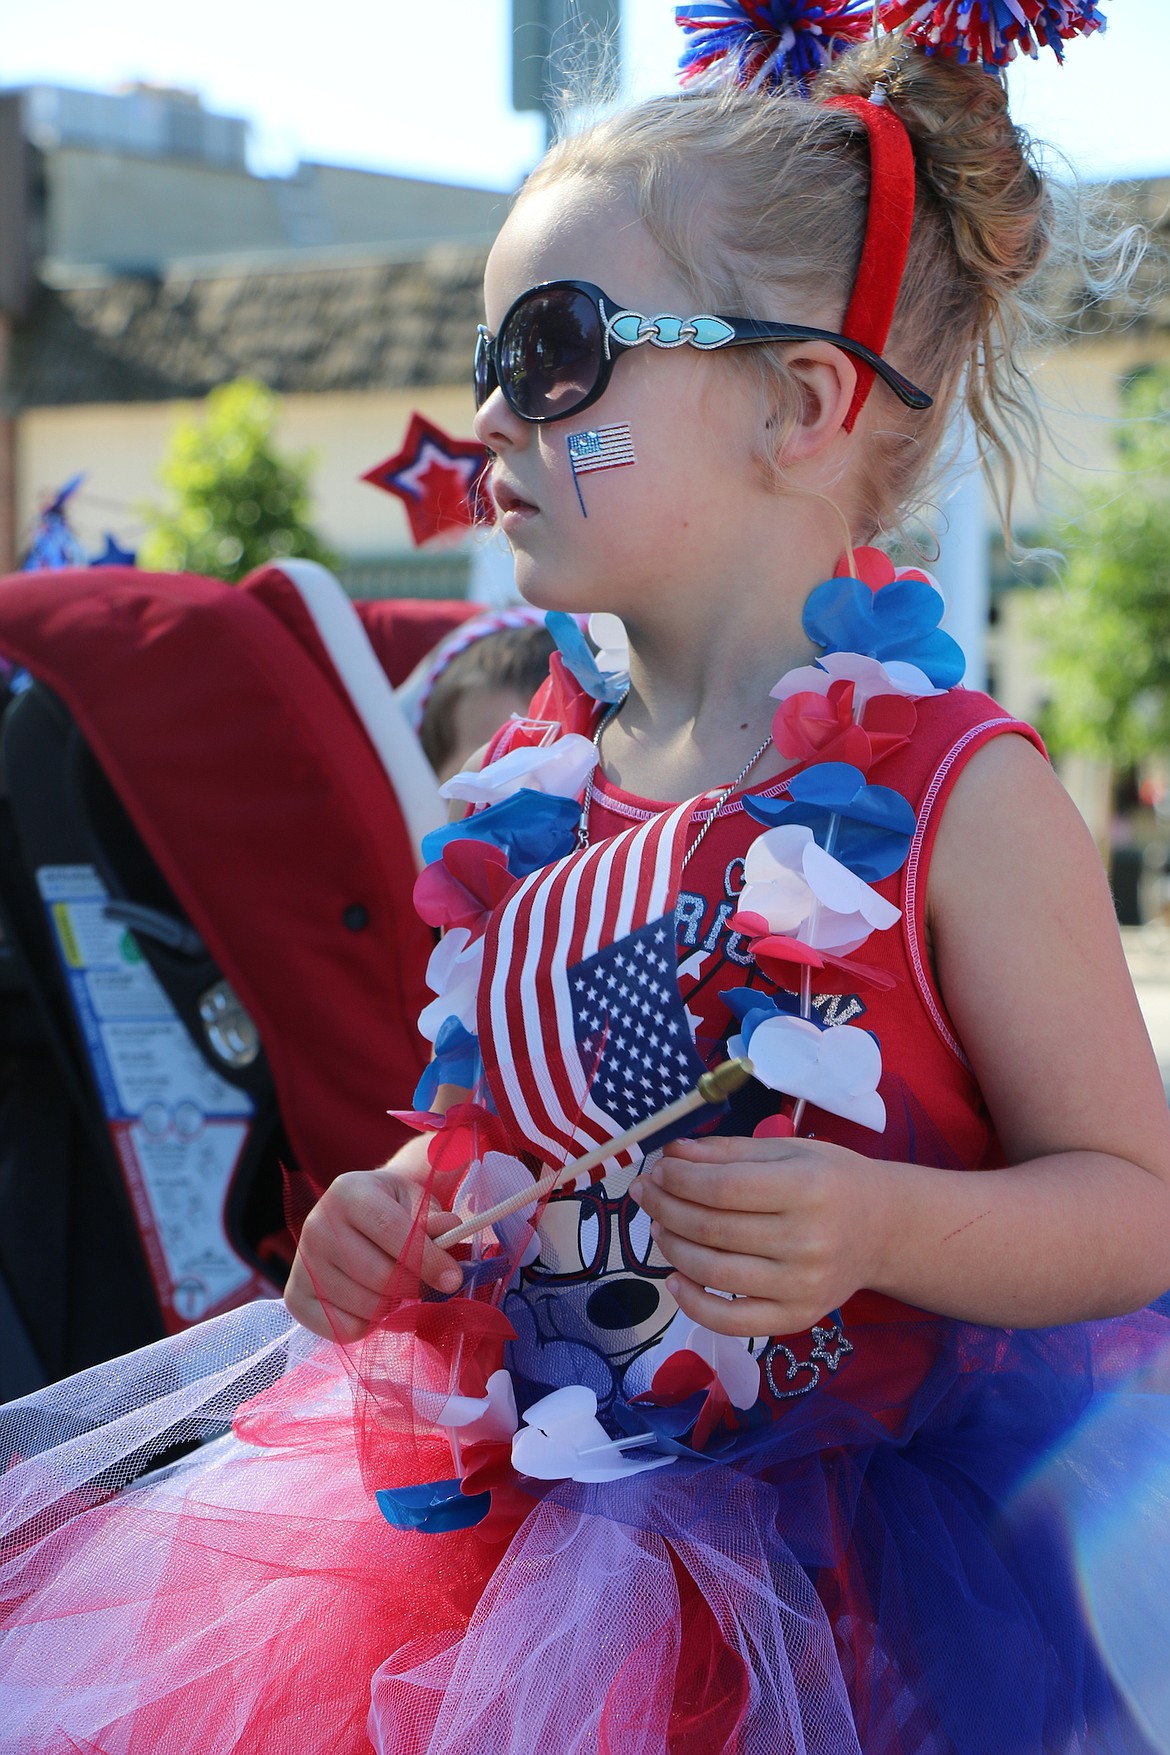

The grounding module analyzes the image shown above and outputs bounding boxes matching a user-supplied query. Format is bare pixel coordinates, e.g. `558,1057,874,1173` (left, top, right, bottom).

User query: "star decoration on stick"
362,412,490,547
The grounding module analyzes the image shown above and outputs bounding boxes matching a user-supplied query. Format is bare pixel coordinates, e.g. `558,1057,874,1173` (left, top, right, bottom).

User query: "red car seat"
0,564,476,1391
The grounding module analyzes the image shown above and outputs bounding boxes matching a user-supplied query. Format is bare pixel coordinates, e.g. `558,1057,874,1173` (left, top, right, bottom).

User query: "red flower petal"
752,936,825,969
754,1113,795,1139
751,940,896,993
858,694,917,765
526,650,599,738
893,566,934,588
427,1103,517,1176
387,1108,445,1132
728,908,771,940
413,838,517,933
835,545,895,593
772,680,868,767
640,1352,716,1405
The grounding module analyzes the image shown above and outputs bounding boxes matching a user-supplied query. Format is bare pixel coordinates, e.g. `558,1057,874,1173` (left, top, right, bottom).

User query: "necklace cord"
578,689,773,869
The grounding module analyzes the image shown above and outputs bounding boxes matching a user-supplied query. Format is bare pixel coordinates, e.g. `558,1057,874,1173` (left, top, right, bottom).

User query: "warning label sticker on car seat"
37,864,269,1328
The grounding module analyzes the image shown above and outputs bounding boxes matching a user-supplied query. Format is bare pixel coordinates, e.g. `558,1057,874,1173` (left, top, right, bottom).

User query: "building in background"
0,81,512,594
0,80,1168,624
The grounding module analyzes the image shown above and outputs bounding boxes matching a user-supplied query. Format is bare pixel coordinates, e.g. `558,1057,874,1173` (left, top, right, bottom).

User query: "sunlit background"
1,1,1169,883
4,0,1169,187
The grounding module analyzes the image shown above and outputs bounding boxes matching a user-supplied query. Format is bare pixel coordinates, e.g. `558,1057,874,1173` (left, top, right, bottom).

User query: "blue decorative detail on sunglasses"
689,316,737,348
604,309,738,355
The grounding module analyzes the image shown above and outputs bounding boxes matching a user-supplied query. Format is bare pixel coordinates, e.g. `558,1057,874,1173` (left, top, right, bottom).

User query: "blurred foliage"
1035,366,1170,764
139,379,335,583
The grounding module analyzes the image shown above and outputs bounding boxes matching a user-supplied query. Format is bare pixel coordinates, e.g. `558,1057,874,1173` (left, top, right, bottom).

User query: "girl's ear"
775,342,856,464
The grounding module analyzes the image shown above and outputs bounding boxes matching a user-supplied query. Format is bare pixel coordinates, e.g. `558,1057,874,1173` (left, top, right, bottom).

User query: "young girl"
4,11,1170,1753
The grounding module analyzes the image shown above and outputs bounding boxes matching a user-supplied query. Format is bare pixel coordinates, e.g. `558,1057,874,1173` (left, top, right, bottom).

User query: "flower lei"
375,551,964,1533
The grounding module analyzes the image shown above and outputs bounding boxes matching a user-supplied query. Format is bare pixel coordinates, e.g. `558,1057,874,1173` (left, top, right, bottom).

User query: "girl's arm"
877,732,1170,1323
633,736,1170,1332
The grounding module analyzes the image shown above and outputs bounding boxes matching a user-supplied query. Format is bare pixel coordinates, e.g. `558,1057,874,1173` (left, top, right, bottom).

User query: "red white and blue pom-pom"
676,1,872,93
878,0,1106,68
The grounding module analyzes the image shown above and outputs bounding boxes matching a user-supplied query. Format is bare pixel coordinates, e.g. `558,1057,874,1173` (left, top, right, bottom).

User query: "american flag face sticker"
566,423,637,516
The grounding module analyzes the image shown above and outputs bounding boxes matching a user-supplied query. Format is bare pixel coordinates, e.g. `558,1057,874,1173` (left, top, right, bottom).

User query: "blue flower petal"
788,762,868,811
744,769,916,884
376,1479,491,1534
413,1016,479,1110
545,610,628,704
719,987,787,1048
803,576,966,689
421,790,581,878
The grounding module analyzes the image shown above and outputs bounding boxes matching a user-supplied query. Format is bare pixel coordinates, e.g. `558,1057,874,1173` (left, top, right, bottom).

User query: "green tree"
139,378,335,583
1036,366,1170,764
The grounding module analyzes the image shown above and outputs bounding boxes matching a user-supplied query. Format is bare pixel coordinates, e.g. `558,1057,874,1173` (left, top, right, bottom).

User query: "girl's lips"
492,478,539,519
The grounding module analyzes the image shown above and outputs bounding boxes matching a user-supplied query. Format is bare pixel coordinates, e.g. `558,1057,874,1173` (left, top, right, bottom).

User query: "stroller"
0,561,479,1398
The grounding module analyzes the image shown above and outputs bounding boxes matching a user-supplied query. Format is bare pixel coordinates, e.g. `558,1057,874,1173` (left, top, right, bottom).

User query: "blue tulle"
501,1304,1170,1752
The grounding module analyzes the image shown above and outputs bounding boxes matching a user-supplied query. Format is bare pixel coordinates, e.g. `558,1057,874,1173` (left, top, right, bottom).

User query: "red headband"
821,94,917,431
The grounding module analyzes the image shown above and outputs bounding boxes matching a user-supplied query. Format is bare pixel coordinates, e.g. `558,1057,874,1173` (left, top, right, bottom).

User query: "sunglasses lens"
473,330,497,410
498,287,602,420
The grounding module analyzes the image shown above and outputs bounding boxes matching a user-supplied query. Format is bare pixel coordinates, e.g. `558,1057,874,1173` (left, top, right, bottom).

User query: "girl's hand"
284,1151,463,1341
630,1134,888,1338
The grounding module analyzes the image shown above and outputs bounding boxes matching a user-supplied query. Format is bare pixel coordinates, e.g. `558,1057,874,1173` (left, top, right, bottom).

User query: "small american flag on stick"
476,800,712,1175
566,423,637,516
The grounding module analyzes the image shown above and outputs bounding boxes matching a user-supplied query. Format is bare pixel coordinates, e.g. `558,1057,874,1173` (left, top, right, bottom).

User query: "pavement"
1123,925,1170,1097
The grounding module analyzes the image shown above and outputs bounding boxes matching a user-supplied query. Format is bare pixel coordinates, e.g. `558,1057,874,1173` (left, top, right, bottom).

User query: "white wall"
16,384,482,561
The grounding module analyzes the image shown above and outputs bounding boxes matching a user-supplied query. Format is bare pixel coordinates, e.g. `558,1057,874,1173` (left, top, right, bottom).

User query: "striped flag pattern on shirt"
476,800,708,1173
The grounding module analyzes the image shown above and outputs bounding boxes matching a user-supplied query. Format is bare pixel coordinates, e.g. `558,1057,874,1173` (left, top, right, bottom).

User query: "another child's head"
476,35,1112,616
418,621,556,781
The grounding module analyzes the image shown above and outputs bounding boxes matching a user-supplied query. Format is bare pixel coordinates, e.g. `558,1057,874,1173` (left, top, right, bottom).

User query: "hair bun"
820,39,1051,304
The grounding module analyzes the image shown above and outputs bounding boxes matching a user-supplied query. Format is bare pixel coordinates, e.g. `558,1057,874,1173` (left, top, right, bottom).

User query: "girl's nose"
473,387,529,454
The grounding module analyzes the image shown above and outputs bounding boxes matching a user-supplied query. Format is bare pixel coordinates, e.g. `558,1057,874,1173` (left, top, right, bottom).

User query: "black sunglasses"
474,278,933,425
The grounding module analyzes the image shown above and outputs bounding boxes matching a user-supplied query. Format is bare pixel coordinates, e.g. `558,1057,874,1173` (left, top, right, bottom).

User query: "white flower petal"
802,842,865,914
882,659,941,695
740,827,817,934
439,733,598,806
460,1370,519,1444
804,908,872,955
743,823,815,884
803,844,901,933
511,1385,672,1482
587,613,630,681
418,932,484,1041
737,874,814,935
424,926,471,995
686,1327,761,1410
413,1368,519,1442
455,1151,540,1260
817,651,941,710
747,1015,886,1131
634,1311,761,1411
769,665,834,703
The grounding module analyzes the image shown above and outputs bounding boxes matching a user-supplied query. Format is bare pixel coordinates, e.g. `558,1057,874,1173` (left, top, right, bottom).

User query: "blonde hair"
522,35,1140,542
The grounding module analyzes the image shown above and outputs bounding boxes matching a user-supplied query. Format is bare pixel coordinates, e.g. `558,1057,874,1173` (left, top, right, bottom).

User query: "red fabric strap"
822,94,917,431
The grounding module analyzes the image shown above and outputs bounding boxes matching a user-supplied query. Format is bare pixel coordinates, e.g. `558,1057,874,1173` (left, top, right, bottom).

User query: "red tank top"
505,655,1043,1173
486,657,1045,1421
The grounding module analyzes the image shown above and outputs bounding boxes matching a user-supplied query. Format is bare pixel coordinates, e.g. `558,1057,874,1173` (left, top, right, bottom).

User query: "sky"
1,0,1167,194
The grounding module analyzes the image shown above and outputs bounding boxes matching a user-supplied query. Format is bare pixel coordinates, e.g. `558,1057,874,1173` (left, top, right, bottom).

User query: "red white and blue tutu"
2,1296,1170,1752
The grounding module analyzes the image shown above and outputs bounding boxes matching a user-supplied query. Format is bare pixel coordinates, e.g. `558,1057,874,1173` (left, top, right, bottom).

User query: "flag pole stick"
437,1056,753,1251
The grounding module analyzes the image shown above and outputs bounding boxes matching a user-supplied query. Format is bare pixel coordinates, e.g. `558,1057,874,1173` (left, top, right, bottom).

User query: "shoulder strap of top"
897,695,1047,1066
